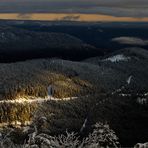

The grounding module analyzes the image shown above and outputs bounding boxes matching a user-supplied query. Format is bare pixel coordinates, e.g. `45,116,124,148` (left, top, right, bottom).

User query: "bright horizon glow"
0,13,148,22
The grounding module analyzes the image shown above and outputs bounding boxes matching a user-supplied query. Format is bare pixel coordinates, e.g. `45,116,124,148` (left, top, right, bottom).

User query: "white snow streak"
103,54,130,63
0,96,78,104
0,121,32,127
127,76,133,85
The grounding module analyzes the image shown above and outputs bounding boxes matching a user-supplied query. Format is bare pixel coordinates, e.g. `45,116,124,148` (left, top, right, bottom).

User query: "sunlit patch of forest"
0,94,148,147
0,59,94,101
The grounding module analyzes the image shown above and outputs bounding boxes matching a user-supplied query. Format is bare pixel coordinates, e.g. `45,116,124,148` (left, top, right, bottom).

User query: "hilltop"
0,26,99,62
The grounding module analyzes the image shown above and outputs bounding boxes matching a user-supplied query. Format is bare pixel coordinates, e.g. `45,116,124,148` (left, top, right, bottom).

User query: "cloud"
17,13,31,19
0,0,148,17
61,15,80,21
112,37,148,46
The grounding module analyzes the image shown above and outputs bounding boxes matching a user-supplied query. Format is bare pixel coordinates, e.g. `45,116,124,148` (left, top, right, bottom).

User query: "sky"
0,0,148,21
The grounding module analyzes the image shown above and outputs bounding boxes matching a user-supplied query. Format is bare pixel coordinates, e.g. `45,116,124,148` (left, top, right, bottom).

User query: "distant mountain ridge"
83,47,148,93
0,26,100,62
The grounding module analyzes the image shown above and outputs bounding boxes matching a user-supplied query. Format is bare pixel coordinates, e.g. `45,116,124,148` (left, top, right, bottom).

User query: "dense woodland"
0,21,148,147
0,94,148,147
0,59,94,100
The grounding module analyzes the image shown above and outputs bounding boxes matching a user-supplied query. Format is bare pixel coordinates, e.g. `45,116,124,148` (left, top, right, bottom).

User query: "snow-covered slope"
103,54,131,62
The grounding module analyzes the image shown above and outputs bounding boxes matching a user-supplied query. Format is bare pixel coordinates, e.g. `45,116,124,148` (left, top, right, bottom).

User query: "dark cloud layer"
0,0,147,17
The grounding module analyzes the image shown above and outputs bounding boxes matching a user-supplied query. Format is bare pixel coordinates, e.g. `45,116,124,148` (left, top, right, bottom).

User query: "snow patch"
119,94,131,97
127,76,133,85
137,97,147,105
0,121,32,128
111,86,125,95
103,54,130,63
80,118,88,132
0,96,78,104
47,85,53,96
144,92,148,96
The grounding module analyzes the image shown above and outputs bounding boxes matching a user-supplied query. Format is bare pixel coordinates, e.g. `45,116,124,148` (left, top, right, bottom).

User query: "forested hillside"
0,21,148,147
